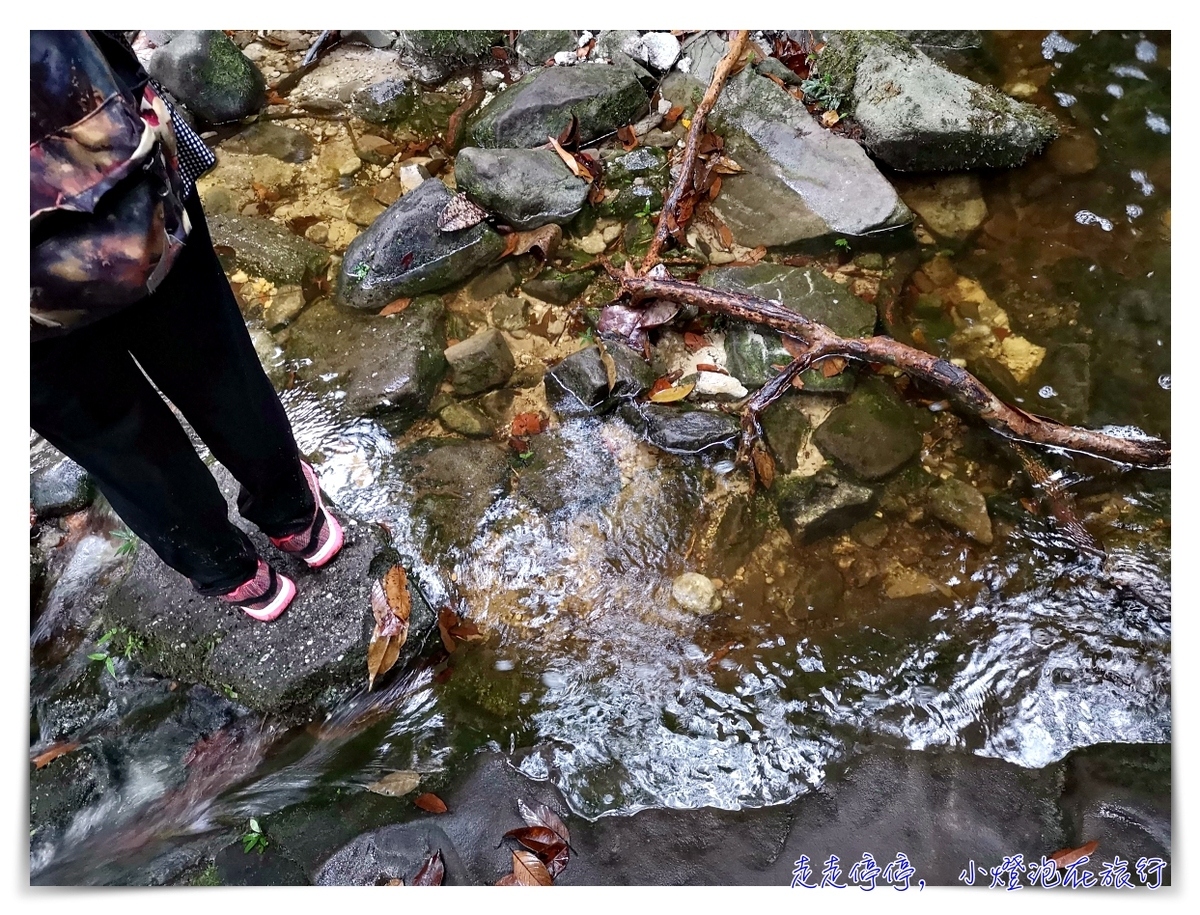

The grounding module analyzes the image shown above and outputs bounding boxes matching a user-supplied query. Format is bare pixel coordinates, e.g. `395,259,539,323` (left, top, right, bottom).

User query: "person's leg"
121,193,316,540
30,323,260,595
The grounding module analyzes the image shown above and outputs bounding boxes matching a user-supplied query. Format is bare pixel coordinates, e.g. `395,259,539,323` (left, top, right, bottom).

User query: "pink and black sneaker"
269,461,344,569
220,558,296,622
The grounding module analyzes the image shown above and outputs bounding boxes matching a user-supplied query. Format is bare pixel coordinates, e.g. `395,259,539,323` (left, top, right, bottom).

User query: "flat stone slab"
99,466,433,719
455,147,589,230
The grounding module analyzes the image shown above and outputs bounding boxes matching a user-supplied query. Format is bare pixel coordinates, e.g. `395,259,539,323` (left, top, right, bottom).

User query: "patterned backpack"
30,30,191,340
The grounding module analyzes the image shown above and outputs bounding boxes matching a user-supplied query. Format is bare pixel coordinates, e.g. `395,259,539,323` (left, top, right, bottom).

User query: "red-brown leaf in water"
1050,840,1099,869
411,849,445,884
511,412,545,438
414,793,448,814
511,850,553,886
32,741,80,770
648,377,673,399
438,607,459,653
684,331,709,353
378,297,411,317
503,826,562,857
781,335,809,360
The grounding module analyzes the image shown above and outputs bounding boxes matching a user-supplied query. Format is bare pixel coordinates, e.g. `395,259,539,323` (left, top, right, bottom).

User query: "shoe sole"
304,507,344,568
241,574,296,622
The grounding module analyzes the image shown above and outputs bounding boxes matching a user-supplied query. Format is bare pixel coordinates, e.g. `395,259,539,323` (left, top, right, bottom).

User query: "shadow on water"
30,29,1169,882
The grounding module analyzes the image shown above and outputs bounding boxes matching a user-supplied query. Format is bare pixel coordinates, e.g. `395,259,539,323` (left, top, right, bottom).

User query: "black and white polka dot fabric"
165,101,216,199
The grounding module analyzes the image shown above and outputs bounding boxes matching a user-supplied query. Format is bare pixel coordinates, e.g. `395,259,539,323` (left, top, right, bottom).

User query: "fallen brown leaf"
367,566,411,690
517,799,571,847
511,412,545,438
695,363,727,375
548,136,592,182
648,377,673,398
649,380,695,403
379,297,411,317
820,356,847,377
684,331,709,353
1050,840,1099,869
495,874,522,886
752,447,776,489
617,124,638,151
366,770,421,797
412,849,445,885
414,793,448,814
32,741,80,770
509,224,562,261
820,110,841,127
503,826,563,858
662,105,685,129
511,850,553,886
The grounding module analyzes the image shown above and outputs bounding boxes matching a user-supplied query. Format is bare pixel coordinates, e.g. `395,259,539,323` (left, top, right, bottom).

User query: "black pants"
30,193,314,595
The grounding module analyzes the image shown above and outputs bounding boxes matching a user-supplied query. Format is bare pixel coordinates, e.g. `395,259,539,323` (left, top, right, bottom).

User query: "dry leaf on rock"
1050,840,1099,869
367,566,411,690
414,792,448,814
437,193,488,232
379,297,411,317
366,770,421,797
509,224,562,260
649,380,695,403
511,850,553,886
411,849,445,885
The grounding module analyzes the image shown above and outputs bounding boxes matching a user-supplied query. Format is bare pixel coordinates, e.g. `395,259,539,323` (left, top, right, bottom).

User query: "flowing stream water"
29,30,1170,884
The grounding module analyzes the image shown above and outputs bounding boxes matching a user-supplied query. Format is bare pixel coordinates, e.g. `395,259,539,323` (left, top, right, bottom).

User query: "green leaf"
249,818,261,834
87,653,107,661
97,628,117,647
105,657,116,677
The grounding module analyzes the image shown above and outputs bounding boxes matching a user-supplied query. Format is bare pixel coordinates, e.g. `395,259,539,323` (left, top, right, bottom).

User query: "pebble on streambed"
671,572,722,614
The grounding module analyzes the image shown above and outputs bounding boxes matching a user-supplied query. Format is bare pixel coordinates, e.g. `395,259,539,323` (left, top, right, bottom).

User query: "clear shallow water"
30,29,1170,879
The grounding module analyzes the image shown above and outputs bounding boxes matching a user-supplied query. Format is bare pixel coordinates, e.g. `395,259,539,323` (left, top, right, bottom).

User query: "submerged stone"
761,396,811,476
455,147,589,229
208,214,330,286
661,32,909,247
928,476,994,545
893,173,989,239
223,122,313,163
522,269,595,305
619,402,739,455
283,296,447,423
350,77,415,124
517,424,621,519
815,31,1058,171
544,346,611,418
437,402,496,438
701,264,874,391
812,379,923,480
337,179,505,310
671,572,721,614
444,329,515,396
148,30,267,124
467,64,649,149
400,440,513,553
775,471,878,544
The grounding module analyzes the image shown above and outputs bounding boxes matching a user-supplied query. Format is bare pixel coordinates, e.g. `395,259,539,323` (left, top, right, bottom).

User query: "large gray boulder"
208,214,330,286
283,296,447,423
336,179,505,310
455,147,589,229
661,32,909,247
467,64,649,149
814,31,1058,171
99,466,434,719
147,30,267,124
395,31,504,85
514,30,580,66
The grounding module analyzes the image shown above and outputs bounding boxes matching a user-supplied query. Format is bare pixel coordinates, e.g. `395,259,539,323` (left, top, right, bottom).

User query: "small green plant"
578,326,596,346
638,196,654,218
241,818,268,855
122,631,146,660
800,73,841,111
88,628,119,677
350,262,370,281
113,528,138,556
834,237,851,252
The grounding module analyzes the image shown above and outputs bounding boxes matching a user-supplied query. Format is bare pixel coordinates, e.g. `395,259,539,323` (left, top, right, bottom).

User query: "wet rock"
928,476,994,545
284,296,447,422
350,78,415,124
1046,131,1100,176
883,564,941,599
792,556,845,620
289,46,409,114
692,371,747,402
467,64,649,149
672,572,721,614
597,147,669,219
470,263,521,300
619,403,739,455
702,263,873,392
761,396,811,476
444,329,515,396
208,215,330,286
437,402,496,439
455,147,589,230
398,163,429,195
517,424,621,518
775,471,878,544
814,31,1058,171
341,30,398,50
262,284,307,330
661,33,909,247
317,137,362,178
515,30,581,66
522,269,594,305
223,122,313,163
605,341,656,401
31,454,95,520
147,30,267,124
813,379,923,481
608,31,681,71
896,30,983,51
316,823,472,886
337,179,505,310
395,31,504,85
343,187,387,228
401,441,513,553
893,173,989,239
545,347,610,418
490,297,528,332
1031,342,1092,425
101,467,428,719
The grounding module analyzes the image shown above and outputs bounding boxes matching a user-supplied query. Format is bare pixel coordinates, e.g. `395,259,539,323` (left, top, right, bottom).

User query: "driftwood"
605,266,1171,471
642,30,749,272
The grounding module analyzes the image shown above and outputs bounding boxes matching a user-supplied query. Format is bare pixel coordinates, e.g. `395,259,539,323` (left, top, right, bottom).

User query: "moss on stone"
813,30,915,103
